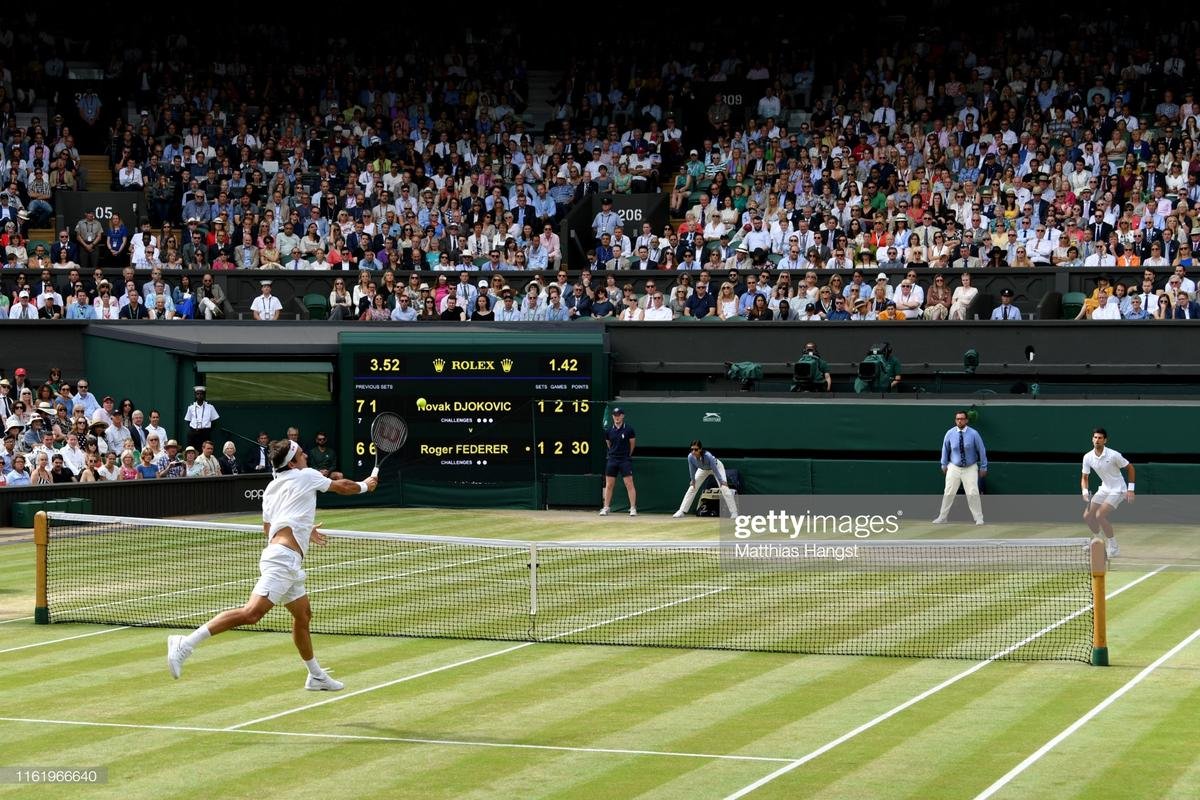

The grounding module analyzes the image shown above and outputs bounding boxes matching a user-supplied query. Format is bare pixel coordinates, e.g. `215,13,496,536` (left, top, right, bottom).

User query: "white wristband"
1127,483,1135,491
357,481,370,494
1082,489,1090,497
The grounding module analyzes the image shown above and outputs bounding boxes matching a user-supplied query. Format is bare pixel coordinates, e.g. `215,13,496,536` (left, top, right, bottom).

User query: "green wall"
611,400,1187,455
82,336,190,436
585,458,1199,514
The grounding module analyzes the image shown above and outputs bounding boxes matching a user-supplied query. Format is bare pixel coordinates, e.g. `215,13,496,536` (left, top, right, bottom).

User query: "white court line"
0,716,792,764
226,586,727,731
0,627,130,655
973,622,1200,800
0,616,33,624
722,567,1167,800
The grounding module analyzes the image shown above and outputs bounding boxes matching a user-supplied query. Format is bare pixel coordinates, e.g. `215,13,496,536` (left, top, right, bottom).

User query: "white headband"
273,439,301,477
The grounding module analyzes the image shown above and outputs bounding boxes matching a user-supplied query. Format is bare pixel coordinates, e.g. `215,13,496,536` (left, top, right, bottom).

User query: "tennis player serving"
167,438,378,689
1081,427,1134,559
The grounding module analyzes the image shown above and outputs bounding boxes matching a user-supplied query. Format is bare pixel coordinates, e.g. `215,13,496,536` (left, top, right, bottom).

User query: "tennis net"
36,513,1096,662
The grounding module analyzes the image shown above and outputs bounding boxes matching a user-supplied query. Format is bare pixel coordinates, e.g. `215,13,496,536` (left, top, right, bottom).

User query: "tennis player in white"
1081,427,1134,558
167,439,378,689
672,440,739,518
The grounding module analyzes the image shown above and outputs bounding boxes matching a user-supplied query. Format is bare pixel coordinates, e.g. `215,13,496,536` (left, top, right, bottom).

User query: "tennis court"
1,509,1198,799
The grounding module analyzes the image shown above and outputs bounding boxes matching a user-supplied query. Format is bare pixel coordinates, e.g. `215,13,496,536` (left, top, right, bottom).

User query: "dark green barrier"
609,400,1184,456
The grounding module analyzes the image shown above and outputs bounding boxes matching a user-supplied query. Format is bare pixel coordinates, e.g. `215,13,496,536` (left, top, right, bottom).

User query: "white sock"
304,657,325,678
183,625,211,649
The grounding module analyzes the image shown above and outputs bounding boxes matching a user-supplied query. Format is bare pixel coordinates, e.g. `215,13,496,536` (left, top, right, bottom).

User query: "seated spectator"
923,274,952,320
97,451,120,481
76,453,100,483
118,451,140,480
159,439,187,478
876,299,906,321
134,446,158,478
949,273,978,320
183,446,205,477
8,290,37,319
218,441,241,475
1089,291,1122,320
893,278,924,319
5,453,30,486
1124,293,1150,320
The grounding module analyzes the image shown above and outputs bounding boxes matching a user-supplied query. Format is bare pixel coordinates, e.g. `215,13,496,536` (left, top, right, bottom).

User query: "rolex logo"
433,358,446,373
500,358,513,373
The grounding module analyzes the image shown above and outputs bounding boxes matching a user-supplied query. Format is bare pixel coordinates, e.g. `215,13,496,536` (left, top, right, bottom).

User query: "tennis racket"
369,412,408,478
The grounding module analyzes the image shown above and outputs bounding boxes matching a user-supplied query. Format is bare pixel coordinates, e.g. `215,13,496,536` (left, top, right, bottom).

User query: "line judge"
184,385,220,451
932,410,987,525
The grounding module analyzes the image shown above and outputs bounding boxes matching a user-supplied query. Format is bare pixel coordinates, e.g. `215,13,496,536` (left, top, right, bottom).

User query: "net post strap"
1090,537,1108,665
34,511,49,624
529,543,538,617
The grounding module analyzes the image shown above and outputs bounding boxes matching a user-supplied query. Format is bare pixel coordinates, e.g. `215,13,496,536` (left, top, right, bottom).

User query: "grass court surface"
1,509,1197,799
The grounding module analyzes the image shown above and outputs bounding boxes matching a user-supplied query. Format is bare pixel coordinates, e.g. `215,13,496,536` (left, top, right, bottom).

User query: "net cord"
43,512,1090,553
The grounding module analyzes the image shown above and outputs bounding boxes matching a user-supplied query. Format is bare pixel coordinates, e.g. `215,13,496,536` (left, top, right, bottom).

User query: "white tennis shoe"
628,508,637,516
672,511,685,518
599,507,610,516
305,673,345,691
1106,538,1120,558
166,635,192,680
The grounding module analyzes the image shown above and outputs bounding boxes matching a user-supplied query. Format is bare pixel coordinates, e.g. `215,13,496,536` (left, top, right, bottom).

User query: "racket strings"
371,413,408,453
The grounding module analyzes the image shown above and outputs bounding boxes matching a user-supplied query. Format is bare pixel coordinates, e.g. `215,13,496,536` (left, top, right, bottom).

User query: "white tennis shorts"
1092,487,1126,509
252,543,308,605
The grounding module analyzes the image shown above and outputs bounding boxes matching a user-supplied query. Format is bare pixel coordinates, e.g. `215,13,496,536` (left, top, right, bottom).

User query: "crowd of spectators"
4,12,1200,321
0,365,336,486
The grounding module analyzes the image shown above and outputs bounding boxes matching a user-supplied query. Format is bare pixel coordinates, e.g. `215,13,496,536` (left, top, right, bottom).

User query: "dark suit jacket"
244,445,270,472
218,454,241,475
438,235,463,261
51,242,78,264
1172,301,1200,319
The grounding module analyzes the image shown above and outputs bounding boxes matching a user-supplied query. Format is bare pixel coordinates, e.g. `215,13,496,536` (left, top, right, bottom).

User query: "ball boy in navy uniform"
600,407,637,516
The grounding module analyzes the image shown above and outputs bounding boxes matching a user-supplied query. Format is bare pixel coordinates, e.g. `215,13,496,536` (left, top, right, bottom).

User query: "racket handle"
370,467,379,479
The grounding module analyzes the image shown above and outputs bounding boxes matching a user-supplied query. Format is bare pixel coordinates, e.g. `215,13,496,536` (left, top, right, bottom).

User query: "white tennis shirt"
1082,447,1129,492
262,467,333,556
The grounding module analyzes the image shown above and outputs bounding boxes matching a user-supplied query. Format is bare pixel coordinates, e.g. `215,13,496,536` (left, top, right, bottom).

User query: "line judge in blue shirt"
672,440,739,518
933,409,987,525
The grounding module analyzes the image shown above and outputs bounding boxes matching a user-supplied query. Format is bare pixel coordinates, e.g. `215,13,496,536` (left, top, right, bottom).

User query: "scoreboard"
339,331,607,501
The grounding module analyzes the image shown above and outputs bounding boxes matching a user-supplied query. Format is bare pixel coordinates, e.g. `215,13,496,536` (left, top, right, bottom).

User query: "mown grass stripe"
974,622,1200,799
0,717,793,762
720,567,1165,799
